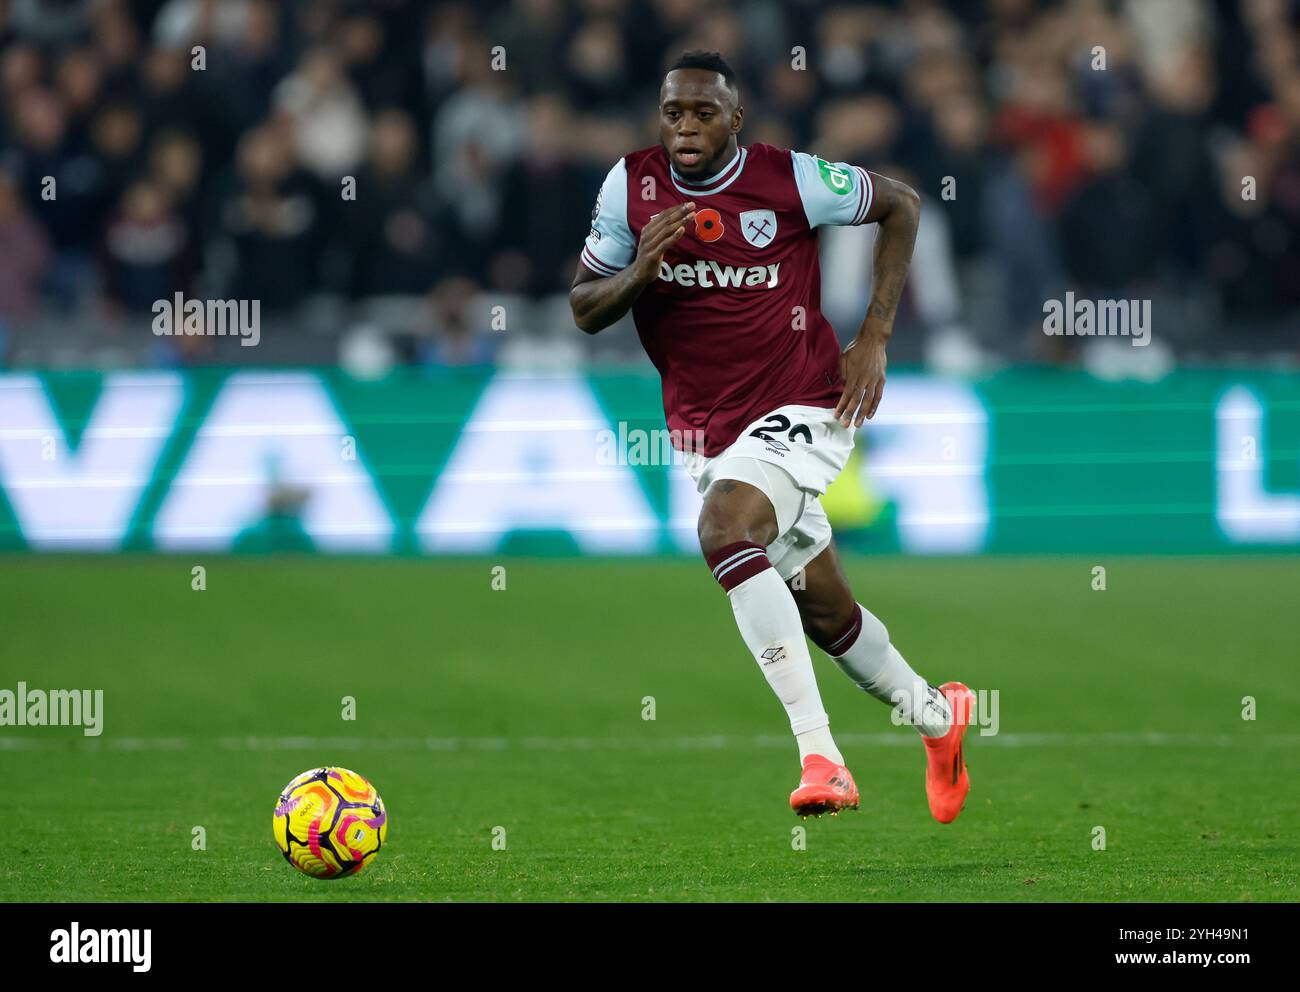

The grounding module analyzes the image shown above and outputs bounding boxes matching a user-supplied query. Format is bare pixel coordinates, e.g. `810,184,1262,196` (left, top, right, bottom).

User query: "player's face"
659,69,742,177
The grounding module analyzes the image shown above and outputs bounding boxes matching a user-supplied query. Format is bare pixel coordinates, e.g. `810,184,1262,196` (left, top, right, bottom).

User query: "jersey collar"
668,145,747,196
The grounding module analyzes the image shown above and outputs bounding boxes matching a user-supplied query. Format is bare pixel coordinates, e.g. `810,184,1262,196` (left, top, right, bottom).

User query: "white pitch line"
0,732,1297,752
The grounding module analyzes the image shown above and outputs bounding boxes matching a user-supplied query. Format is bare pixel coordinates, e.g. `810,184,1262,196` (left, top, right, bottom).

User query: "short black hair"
666,50,738,95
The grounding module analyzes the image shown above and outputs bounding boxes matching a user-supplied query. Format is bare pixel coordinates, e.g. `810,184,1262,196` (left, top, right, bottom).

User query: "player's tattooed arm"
570,202,696,333
835,174,921,428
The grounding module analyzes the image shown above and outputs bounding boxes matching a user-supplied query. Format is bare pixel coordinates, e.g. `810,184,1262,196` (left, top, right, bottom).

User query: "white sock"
794,726,842,765
710,543,843,766
824,603,951,738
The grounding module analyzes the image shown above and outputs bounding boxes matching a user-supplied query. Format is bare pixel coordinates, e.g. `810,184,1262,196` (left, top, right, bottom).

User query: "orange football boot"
923,681,976,823
790,754,860,818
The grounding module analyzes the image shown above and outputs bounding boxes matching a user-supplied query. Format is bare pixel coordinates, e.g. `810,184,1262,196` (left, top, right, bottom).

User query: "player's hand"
631,202,695,283
836,329,888,428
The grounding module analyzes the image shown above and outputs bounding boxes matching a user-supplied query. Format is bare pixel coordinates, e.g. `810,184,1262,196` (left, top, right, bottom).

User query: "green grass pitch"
1,555,1296,902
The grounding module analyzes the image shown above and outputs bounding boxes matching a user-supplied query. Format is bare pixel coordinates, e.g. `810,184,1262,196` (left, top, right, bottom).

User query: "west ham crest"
739,209,777,248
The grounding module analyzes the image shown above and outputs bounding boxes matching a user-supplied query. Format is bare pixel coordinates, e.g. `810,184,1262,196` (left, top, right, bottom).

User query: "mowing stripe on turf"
1,732,1297,751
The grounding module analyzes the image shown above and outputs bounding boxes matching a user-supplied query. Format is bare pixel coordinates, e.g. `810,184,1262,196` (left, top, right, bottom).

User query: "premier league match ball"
273,767,388,879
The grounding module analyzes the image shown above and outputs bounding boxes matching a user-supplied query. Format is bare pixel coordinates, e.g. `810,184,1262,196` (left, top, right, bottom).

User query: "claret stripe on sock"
821,603,864,656
706,541,771,592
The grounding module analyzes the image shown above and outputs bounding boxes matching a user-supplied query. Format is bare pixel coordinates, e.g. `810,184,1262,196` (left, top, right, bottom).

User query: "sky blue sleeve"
580,159,636,276
790,150,874,228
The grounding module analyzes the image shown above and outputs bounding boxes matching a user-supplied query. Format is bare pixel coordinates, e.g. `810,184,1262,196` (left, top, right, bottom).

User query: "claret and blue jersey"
579,142,876,457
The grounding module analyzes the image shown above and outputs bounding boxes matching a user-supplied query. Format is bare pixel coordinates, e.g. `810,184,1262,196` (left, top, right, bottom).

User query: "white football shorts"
682,403,856,581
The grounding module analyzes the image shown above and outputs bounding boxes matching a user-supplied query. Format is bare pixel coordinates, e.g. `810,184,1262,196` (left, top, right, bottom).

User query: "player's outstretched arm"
570,201,696,334
835,174,921,427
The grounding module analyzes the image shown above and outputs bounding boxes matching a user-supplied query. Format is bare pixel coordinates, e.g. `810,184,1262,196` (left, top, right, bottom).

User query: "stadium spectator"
495,92,593,296
220,123,323,312
337,108,442,298
425,274,497,366
0,168,50,325
100,176,198,315
273,45,367,181
1060,120,1158,294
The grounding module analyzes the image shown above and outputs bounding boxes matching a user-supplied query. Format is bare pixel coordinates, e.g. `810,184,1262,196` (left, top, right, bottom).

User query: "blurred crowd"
0,0,1297,371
